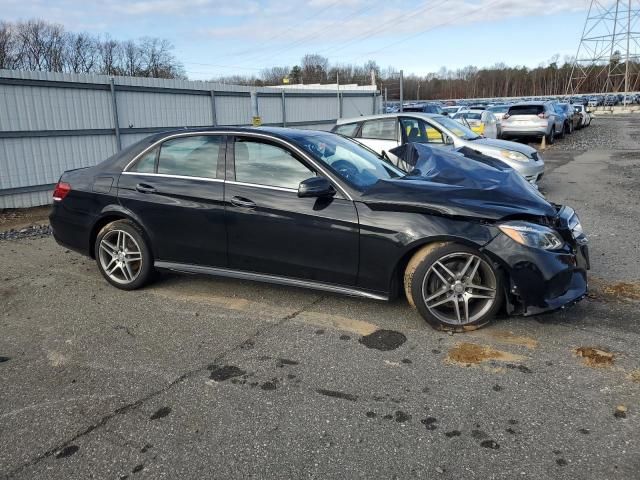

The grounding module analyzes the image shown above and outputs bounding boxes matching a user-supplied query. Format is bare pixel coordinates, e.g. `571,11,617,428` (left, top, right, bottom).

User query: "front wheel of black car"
95,219,154,290
404,243,503,331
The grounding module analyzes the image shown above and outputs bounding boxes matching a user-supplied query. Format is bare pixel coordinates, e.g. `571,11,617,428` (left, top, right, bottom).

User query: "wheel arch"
89,206,154,259
389,235,490,299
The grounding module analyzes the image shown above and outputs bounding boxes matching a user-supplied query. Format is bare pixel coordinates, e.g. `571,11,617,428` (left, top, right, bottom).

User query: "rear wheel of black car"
404,243,503,331
95,219,154,290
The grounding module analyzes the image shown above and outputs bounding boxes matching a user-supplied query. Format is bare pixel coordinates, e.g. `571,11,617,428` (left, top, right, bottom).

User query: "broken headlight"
498,221,565,250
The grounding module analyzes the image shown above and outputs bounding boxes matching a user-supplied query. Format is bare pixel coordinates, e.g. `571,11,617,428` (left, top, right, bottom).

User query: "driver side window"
400,117,444,144
234,138,315,190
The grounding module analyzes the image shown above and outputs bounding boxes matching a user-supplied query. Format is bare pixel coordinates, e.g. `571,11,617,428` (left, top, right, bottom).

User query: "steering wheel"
332,159,359,181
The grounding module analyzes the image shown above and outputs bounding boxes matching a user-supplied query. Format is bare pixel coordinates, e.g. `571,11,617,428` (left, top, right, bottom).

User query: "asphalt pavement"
1,116,639,479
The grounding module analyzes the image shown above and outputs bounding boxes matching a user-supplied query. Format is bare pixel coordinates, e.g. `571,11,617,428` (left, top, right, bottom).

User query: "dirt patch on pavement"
574,347,615,368
476,330,538,350
446,342,526,366
590,278,640,302
601,281,640,301
0,206,51,231
626,370,640,383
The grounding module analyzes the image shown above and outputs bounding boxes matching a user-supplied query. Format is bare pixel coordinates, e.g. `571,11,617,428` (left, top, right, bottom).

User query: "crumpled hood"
361,143,556,221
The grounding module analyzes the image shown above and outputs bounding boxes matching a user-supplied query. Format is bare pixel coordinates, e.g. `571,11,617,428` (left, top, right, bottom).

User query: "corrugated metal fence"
0,70,380,208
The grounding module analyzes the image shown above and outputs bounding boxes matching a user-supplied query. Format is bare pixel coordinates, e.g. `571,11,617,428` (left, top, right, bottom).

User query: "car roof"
138,125,335,143
335,112,441,125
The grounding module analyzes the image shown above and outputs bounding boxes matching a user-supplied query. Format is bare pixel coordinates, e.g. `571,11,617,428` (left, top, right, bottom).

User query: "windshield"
286,130,404,191
430,115,480,140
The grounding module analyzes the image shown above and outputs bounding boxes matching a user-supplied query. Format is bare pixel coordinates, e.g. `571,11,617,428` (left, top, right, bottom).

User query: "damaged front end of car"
482,205,590,316
386,143,590,317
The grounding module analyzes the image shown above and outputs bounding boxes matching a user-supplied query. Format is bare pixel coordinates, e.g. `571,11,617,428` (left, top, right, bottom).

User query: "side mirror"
298,176,336,198
442,111,449,116
444,135,455,145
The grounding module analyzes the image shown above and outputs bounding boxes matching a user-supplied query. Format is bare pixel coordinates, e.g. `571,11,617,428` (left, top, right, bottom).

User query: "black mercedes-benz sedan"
49,127,589,331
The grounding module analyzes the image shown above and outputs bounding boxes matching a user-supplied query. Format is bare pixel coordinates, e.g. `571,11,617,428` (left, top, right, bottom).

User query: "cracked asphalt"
1,116,639,479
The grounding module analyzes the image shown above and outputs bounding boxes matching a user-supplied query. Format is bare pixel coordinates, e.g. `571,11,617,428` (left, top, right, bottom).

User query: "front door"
117,134,227,266
225,135,359,286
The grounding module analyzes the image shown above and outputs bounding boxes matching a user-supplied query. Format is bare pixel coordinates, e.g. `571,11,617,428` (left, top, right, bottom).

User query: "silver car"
501,102,564,144
332,112,545,185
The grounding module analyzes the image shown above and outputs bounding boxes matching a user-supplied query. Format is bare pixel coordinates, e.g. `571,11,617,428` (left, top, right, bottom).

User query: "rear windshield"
489,105,508,113
508,105,544,116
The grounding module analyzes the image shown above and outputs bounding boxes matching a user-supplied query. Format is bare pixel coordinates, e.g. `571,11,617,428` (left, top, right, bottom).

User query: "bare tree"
301,54,329,84
66,32,98,73
0,21,17,69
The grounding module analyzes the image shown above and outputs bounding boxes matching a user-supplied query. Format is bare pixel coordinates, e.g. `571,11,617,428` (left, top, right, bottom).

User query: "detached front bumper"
483,233,590,316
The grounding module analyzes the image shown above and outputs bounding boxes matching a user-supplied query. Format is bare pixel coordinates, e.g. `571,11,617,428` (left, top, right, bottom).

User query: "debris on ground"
614,405,628,419
574,347,615,368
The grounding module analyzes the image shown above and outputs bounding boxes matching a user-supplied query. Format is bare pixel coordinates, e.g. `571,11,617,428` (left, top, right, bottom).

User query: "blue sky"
2,0,590,80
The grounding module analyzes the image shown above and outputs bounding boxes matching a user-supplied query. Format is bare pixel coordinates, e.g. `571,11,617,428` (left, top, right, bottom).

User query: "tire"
404,243,504,332
95,219,154,290
546,127,555,144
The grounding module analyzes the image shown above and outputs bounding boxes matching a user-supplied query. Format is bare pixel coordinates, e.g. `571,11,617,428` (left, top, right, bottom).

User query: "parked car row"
387,99,592,144
500,101,591,144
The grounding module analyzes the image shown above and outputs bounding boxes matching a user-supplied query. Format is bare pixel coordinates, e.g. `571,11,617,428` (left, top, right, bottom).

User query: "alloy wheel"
98,229,143,284
421,252,497,326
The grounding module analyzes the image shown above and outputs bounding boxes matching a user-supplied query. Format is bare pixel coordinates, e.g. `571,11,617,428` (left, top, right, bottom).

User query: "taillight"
53,181,71,201
502,113,510,120
537,112,548,119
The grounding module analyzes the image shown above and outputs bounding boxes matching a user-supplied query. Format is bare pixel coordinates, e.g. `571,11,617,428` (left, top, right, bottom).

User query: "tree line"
0,19,184,78
2,19,638,98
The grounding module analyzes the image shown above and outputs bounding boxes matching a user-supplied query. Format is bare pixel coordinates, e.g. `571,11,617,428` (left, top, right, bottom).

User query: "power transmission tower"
567,0,640,102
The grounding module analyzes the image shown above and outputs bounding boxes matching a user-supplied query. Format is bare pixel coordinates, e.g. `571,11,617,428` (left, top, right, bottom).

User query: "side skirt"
154,261,389,301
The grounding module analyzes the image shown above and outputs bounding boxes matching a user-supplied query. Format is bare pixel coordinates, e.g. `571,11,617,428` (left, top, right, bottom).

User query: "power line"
343,0,504,62
229,2,381,66
318,0,450,57
205,0,345,62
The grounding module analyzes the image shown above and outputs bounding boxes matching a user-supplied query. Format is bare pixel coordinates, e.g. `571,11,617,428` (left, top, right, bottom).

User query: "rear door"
117,134,227,267
225,135,359,285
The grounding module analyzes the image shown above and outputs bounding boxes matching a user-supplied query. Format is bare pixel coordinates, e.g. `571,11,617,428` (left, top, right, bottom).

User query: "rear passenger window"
130,148,157,173
360,119,397,141
157,136,221,178
333,123,359,137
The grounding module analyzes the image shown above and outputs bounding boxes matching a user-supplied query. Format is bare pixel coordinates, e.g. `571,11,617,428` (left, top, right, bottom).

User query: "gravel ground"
1,115,639,480
0,224,52,241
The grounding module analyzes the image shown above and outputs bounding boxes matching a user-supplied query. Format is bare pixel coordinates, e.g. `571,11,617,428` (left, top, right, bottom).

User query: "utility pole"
399,70,404,112
336,72,340,119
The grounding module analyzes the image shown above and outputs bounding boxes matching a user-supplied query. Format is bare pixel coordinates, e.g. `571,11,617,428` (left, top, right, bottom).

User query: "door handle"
135,183,156,194
230,196,256,209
